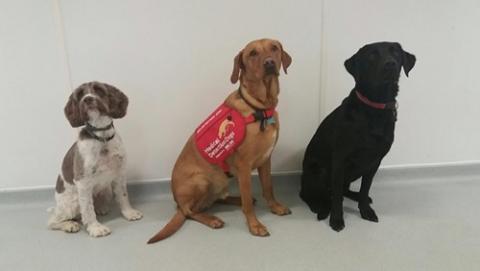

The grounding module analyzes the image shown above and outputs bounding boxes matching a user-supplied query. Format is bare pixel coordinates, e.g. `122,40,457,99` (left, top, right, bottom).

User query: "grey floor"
1,175,479,271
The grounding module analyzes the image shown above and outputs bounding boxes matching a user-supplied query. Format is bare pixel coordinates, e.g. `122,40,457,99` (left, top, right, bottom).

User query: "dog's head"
64,82,129,127
345,42,416,101
230,39,292,84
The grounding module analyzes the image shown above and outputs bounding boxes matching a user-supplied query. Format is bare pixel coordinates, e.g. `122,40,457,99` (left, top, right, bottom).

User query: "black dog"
300,42,416,232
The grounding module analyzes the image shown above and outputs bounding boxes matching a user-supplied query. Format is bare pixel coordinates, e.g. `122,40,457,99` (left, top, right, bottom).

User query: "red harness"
194,103,275,174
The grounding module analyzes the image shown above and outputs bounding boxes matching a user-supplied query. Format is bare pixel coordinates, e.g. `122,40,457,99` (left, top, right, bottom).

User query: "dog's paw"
87,223,111,237
208,217,225,229
122,209,143,221
315,204,331,220
61,221,81,233
329,217,345,232
316,210,329,221
359,205,379,222
270,202,292,216
248,221,270,237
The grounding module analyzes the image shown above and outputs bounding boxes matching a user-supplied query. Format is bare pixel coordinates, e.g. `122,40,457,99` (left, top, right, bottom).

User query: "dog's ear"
280,46,292,74
402,49,416,77
105,84,129,119
64,91,83,127
230,50,244,84
344,53,359,80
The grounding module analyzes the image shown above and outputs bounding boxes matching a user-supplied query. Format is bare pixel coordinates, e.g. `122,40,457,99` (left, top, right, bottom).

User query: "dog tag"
266,117,276,125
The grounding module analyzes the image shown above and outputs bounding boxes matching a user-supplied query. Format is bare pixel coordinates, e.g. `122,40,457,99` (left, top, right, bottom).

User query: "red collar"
355,91,396,110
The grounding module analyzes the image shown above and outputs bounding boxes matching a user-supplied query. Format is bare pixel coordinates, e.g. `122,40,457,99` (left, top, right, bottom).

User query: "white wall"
0,1,73,189
0,0,323,189
60,0,323,183
1,0,479,190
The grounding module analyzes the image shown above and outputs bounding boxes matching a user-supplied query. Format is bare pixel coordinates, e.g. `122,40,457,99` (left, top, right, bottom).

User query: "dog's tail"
147,210,186,244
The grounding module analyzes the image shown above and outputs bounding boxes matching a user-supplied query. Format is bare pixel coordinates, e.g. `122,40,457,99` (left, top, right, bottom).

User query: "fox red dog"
148,39,292,243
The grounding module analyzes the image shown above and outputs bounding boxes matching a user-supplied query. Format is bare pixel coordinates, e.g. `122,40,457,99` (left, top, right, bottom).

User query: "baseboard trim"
376,160,480,184
1,161,479,203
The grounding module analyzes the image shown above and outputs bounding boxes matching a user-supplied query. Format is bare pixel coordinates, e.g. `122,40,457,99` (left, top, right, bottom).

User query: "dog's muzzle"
382,61,400,81
80,94,108,113
264,59,277,75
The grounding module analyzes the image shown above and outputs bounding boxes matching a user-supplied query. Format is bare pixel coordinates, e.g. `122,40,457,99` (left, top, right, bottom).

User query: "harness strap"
238,87,276,131
244,109,275,131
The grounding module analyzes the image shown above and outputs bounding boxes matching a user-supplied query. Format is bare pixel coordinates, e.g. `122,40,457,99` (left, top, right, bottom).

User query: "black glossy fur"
300,42,416,232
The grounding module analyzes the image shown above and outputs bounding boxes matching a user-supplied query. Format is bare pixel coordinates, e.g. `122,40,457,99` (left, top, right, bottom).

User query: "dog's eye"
271,45,278,52
369,50,379,61
390,46,400,56
76,89,85,100
249,50,258,57
93,84,106,97
96,88,106,97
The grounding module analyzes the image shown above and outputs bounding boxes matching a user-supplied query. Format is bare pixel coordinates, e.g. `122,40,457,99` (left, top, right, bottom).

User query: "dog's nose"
264,59,275,68
264,58,276,74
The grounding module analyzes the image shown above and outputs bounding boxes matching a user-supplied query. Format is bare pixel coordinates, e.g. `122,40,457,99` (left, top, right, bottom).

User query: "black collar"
238,87,276,132
238,86,266,111
84,121,115,142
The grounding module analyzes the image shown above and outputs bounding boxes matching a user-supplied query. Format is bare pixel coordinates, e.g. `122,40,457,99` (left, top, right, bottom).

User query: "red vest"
194,103,275,172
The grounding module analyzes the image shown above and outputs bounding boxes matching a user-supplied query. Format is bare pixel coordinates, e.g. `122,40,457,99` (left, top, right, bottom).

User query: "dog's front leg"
258,158,291,215
76,180,111,237
237,163,269,237
112,176,143,221
358,164,380,222
330,156,346,232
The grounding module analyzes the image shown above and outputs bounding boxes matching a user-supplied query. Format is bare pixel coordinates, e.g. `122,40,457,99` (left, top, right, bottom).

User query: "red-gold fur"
148,39,292,243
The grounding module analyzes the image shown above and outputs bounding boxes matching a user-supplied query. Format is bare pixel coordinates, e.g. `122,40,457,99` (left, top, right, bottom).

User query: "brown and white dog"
148,39,292,243
48,82,143,237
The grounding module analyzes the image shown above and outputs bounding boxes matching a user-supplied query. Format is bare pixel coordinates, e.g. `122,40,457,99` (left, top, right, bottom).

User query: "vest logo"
218,115,235,138
195,104,247,171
